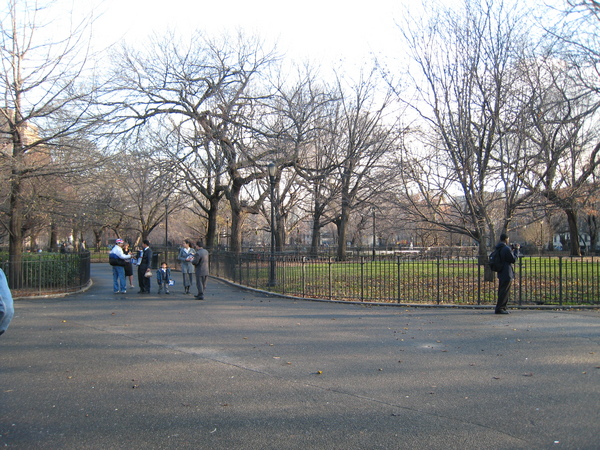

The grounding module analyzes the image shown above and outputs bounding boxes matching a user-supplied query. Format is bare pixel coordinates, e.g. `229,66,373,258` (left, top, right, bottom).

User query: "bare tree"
109,138,182,244
330,72,402,260
393,0,534,274
262,64,335,253
294,97,343,256
510,55,600,256
0,0,105,285
109,32,278,252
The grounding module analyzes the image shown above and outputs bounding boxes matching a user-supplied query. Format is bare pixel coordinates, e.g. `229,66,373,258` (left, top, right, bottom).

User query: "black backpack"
488,248,503,272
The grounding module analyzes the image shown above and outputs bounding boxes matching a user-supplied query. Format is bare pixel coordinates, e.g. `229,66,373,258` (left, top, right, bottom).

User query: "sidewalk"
1,264,599,449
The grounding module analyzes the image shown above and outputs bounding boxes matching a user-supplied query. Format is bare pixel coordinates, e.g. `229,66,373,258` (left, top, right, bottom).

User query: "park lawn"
241,256,600,306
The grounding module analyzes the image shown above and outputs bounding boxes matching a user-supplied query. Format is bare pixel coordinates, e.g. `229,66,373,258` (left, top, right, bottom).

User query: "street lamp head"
267,162,277,178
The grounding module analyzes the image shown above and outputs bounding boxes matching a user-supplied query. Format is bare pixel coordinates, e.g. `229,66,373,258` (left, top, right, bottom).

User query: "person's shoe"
165,290,170,294
195,295,204,300
138,290,144,294
120,290,127,294
495,309,509,314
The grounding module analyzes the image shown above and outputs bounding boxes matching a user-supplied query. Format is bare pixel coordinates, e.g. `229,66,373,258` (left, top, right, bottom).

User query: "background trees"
0,0,107,285
394,0,534,269
109,32,278,253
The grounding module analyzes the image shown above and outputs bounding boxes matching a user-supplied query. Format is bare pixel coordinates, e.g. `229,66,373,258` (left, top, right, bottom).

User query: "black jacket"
495,242,518,280
139,246,152,269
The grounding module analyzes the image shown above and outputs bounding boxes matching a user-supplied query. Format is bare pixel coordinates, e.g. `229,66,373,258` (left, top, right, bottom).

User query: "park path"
1,264,599,449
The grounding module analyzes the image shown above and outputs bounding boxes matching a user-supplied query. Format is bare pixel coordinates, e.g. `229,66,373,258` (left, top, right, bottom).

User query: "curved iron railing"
211,252,600,307
1,252,91,298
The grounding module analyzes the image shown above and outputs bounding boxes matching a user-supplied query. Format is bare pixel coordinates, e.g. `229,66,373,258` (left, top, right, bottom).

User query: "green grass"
0,252,88,295
217,255,600,306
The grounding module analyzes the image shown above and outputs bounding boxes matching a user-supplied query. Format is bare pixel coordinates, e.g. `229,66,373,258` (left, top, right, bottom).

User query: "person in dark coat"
137,240,153,294
192,240,209,300
494,233,520,314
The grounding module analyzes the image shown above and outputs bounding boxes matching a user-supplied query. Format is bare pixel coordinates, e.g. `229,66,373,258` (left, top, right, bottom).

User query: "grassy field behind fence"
212,254,600,307
1,252,91,297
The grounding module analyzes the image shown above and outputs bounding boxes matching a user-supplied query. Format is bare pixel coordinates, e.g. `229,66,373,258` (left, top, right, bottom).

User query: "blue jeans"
112,266,126,292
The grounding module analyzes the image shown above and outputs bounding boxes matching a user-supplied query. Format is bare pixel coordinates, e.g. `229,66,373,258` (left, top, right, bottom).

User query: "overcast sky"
93,0,418,71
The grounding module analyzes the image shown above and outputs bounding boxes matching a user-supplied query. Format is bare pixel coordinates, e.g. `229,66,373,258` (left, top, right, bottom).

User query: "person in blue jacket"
0,268,14,336
156,262,172,294
494,233,520,314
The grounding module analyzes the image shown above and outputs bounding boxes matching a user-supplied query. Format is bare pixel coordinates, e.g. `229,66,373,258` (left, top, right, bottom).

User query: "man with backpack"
493,233,520,314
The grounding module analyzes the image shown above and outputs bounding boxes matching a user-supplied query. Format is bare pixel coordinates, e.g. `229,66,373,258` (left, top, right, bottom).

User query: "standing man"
192,240,209,300
137,240,153,294
109,239,131,294
494,233,520,314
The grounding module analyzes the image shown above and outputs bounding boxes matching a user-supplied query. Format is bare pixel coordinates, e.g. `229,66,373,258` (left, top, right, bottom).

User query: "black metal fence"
1,252,91,298
211,252,600,307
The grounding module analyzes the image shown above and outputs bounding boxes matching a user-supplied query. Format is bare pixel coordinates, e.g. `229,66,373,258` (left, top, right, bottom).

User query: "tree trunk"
336,208,350,261
93,229,103,251
481,243,495,282
309,197,324,256
50,222,59,252
310,216,321,257
228,179,243,253
8,175,24,288
230,213,243,253
566,209,582,256
275,211,285,252
336,187,352,261
206,197,220,250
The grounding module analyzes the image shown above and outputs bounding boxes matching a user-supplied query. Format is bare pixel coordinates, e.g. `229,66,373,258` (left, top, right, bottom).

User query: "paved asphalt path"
1,264,599,449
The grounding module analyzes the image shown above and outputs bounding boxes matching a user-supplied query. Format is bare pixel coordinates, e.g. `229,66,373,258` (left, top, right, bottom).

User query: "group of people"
2,232,520,340
109,239,209,300
109,239,149,294
177,239,210,299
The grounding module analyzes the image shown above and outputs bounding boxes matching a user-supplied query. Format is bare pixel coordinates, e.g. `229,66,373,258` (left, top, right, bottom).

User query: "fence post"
397,256,401,303
328,257,333,300
360,257,365,301
518,258,523,306
38,253,43,294
436,258,441,304
254,255,258,289
281,255,285,295
559,256,563,306
477,259,482,305
302,257,306,298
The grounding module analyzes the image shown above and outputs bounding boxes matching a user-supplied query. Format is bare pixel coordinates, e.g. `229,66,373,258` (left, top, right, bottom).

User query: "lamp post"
165,198,169,263
372,207,376,261
267,162,277,287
